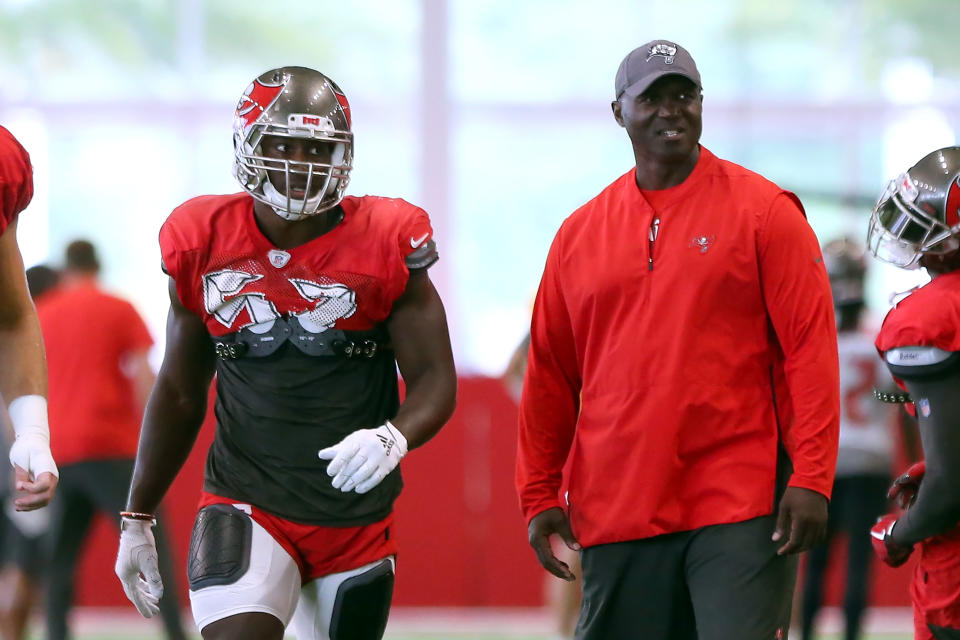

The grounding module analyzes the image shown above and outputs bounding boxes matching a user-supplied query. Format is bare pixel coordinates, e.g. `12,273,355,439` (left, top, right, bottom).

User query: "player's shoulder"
343,194,429,229
161,192,250,249
877,272,960,354
0,125,33,228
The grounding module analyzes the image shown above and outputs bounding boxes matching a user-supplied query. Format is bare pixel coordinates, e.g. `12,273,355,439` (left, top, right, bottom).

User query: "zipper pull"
648,217,660,271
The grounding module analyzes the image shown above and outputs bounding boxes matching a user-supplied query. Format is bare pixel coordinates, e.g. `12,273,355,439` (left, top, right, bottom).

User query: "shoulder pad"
885,347,960,379
406,239,438,270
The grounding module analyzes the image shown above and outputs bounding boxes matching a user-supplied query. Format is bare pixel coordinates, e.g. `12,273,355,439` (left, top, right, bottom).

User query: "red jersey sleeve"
876,273,960,354
393,200,437,270
758,193,840,498
516,228,583,523
0,126,34,236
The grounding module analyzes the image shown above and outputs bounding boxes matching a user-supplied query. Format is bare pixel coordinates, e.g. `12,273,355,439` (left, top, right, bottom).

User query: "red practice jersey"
159,193,437,526
161,193,434,336
0,125,33,234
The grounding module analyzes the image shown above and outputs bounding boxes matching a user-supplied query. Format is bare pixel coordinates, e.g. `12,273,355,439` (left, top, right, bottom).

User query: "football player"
867,146,960,640
114,67,456,640
0,126,57,512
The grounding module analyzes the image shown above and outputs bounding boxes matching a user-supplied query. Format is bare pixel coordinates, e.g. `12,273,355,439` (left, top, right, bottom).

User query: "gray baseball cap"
615,40,701,99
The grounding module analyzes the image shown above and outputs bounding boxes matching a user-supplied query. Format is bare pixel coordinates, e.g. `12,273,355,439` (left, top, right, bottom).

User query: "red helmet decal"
946,175,960,228
332,87,352,128
236,78,285,128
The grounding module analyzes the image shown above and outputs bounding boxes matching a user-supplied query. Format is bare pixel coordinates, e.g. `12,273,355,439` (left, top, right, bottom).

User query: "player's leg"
913,538,960,640
0,526,45,640
801,476,845,640
842,474,889,640
186,504,301,640
686,515,798,640
43,467,95,640
290,557,395,640
99,459,188,640
800,536,830,640
0,500,47,640
546,544,581,639
575,534,696,640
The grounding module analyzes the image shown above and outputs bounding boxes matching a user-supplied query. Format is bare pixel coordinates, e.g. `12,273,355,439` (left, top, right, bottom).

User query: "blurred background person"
0,264,60,640
0,125,57,513
37,240,187,640
800,238,919,640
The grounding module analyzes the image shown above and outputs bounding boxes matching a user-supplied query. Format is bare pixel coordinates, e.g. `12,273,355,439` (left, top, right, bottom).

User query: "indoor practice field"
15,606,917,639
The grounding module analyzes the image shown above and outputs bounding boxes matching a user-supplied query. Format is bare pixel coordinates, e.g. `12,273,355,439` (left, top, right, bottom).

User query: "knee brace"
187,504,253,589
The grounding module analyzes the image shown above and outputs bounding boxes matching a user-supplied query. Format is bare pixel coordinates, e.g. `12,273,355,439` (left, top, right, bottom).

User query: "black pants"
43,459,187,640
576,515,798,640
800,473,890,640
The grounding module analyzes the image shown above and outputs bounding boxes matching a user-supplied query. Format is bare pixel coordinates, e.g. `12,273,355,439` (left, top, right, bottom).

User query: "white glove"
318,421,408,494
115,517,163,618
8,395,58,479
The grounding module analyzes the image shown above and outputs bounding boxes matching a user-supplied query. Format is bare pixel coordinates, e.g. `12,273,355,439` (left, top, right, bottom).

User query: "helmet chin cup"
262,179,327,221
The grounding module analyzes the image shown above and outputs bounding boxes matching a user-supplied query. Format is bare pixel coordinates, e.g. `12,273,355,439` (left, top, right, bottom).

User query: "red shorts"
912,528,960,640
198,491,398,582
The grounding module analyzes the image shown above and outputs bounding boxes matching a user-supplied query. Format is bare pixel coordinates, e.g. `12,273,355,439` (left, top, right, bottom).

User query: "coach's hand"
528,507,581,581
772,486,828,555
115,516,163,618
319,421,407,494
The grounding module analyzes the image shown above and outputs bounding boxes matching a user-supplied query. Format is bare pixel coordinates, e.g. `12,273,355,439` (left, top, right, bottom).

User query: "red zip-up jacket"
516,147,840,548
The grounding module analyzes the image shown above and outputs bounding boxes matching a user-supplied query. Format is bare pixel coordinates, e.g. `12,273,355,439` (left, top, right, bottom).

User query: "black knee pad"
329,558,395,640
186,504,252,590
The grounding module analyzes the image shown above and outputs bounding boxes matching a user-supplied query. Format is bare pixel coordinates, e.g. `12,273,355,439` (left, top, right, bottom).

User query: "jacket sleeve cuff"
787,475,833,501
522,497,564,525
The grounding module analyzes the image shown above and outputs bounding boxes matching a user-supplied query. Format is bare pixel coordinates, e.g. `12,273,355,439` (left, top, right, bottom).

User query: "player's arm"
884,348,960,546
319,268,456,494
758,194,839,554
0,218,57,510
386,267,456,448
124,276,215,515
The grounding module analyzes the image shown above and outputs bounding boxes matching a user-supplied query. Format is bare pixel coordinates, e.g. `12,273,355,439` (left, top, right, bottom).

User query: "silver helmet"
867,146,960,269
232,66,354,221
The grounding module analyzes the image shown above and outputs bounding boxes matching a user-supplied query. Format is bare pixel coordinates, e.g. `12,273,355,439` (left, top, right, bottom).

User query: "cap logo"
647,43,677,64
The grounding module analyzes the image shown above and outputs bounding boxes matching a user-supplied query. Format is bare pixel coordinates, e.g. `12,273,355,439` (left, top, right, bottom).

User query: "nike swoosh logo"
870,529,885,540
410,233,430,248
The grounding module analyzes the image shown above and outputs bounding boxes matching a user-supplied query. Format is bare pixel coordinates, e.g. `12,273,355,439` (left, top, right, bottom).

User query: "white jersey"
835,331,896,477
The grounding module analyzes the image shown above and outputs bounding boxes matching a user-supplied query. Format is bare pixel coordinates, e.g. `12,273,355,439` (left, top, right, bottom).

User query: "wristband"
120,511,157,524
